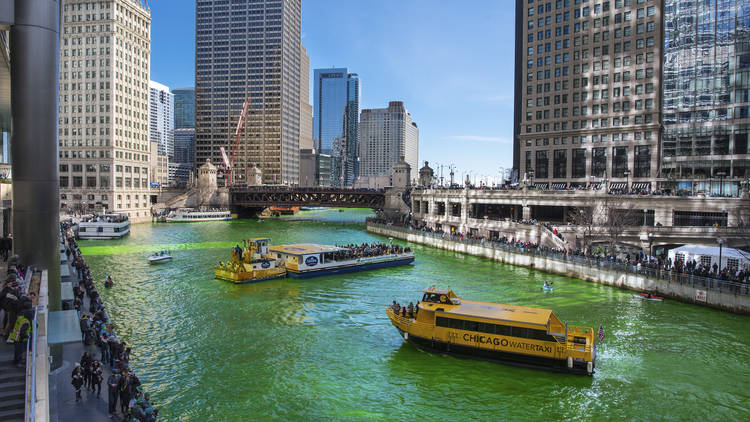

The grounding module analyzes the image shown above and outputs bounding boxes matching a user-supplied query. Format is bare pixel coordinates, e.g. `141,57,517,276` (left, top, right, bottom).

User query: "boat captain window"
422,293,452,304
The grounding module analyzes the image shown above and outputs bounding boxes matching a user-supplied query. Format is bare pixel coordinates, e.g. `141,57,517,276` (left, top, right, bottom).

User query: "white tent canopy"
668,245,750,270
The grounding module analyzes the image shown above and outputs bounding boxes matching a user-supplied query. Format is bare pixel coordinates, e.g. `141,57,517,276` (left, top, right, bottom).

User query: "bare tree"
599,194,642,257
567,206,596,252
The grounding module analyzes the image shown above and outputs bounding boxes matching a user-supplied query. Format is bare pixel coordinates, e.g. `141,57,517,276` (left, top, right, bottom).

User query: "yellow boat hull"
214,266,286,284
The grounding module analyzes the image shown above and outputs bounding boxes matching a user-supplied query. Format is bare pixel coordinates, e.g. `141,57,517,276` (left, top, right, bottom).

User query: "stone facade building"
514,0,662,191
59,0,153,220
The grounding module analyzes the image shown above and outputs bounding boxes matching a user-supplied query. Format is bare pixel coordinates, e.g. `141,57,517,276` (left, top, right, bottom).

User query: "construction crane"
219,97,252,187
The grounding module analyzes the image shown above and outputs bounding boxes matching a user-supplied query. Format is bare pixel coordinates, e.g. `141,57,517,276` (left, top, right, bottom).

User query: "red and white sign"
695,289,707,303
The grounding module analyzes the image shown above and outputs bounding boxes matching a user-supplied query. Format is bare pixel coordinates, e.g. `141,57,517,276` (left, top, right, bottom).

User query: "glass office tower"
173,87,195,129
195,0,301,185
313,68,360,186
662,0,750,195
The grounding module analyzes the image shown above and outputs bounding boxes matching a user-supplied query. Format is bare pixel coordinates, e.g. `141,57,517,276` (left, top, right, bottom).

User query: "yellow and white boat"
215,238,287,283
386,287,598,375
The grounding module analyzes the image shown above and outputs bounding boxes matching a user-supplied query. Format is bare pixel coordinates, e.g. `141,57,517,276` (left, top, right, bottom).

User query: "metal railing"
25,306,39,422
367,222,750,296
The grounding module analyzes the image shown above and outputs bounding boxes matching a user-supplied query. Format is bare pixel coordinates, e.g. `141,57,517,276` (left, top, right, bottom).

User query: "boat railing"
385,307,434,331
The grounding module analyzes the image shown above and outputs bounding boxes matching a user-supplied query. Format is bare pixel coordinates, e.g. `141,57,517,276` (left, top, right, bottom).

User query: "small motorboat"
542,283,553,293
633,293,664,302
148,250,173,264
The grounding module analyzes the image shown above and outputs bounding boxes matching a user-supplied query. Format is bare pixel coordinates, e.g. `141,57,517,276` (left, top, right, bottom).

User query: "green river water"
78,209,750,421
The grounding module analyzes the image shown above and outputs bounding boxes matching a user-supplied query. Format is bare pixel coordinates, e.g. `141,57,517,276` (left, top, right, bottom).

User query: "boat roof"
268,244,346,255
437,299,553,327
423,287,455,295
249,238,271,242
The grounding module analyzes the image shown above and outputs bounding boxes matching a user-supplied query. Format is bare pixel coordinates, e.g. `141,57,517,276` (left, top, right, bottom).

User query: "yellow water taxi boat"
386,287,598,375
215,238,287,283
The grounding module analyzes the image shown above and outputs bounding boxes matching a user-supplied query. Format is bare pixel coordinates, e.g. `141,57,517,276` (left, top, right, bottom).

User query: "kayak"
542,285,553,293
633,293,664,302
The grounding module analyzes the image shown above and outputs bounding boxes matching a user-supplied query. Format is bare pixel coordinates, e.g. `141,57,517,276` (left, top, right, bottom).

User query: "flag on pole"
597,324,605,343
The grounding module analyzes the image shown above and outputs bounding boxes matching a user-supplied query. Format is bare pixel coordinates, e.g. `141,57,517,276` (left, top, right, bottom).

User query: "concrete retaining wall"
367,224,750,315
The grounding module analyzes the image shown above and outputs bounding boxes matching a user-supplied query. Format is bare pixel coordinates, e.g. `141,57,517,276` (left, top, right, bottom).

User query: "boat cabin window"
422,293,452,304
435,316,558,342
573,336,587,344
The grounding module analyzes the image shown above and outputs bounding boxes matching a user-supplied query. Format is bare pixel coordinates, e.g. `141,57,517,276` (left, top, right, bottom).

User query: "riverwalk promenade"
367,222,750,314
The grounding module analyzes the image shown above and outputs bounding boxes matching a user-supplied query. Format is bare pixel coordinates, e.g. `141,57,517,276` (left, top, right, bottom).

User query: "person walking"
71,364,84,402
118,373,131,416
107,369,121,417
10,310,32,366
91,360,103,397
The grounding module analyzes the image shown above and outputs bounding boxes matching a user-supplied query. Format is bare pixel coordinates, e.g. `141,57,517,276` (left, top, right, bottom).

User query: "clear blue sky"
149,0,516,179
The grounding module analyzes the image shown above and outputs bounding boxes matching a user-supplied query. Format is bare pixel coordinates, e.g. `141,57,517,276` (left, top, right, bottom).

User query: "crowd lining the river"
381,219,750,286
63,222,160,421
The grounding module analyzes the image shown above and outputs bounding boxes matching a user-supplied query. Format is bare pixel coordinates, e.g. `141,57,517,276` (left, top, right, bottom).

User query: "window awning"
48,310,83,345
632,182,651,190
61,282,74,302
551,183,567,189
609,182,627,190
589,182,601,190
534,182,549,189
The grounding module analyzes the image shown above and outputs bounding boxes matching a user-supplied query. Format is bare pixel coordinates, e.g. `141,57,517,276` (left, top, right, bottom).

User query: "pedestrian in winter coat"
71,364,84,401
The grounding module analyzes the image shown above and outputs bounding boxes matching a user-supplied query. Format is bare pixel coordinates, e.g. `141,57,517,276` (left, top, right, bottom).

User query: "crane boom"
222,97,252,186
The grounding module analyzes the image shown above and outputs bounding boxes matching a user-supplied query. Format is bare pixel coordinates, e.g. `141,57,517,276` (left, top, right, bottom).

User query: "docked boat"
165,208,233,222
148,251,173,264
77,214,130,239
270,242,414,279
215,238,287,283
386,287,598,375
633,293,664,302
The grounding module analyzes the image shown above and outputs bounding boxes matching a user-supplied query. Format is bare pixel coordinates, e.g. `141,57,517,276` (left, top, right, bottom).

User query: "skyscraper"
59,0,152,220
172,87,196,186
173,87,195,129
195,0,301,185
358,101,418,188
313,68,360,186
514,0,662,191
661,1,750,195
149,80,174,160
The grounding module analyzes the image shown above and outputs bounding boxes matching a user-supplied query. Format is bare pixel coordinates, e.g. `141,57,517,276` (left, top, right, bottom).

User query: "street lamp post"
643,208,648,226
623,170,631,193
648,232,654,257
717,238,724,274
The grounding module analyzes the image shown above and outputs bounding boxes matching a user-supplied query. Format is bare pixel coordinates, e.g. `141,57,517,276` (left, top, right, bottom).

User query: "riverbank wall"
367,223,750,315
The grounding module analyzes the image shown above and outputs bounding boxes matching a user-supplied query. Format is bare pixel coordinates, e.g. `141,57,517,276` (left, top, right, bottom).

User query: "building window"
592,147,606,178
535,150,549,179
572,149,586,178
634,146,651,177
553,150,567,179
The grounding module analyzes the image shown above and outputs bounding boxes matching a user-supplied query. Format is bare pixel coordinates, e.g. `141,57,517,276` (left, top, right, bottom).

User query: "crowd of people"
63,222,159,421
333,242,411,260
390,300,416,319
0,257,34,367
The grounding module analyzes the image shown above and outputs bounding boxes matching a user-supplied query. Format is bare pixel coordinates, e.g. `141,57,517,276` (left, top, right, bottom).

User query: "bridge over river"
229,186,386,209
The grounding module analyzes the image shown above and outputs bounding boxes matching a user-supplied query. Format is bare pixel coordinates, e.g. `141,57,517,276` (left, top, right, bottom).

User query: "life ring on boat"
440,295,447,303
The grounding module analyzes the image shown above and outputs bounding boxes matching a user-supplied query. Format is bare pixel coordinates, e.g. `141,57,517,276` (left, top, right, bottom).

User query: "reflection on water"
80,209,750,421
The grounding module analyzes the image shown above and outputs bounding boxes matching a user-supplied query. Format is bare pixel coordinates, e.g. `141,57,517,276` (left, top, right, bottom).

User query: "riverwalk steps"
367,223,750,315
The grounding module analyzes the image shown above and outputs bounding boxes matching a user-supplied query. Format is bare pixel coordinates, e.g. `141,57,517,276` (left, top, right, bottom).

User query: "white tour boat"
77,214,130,239
165,208,233,222
148,251,173,264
